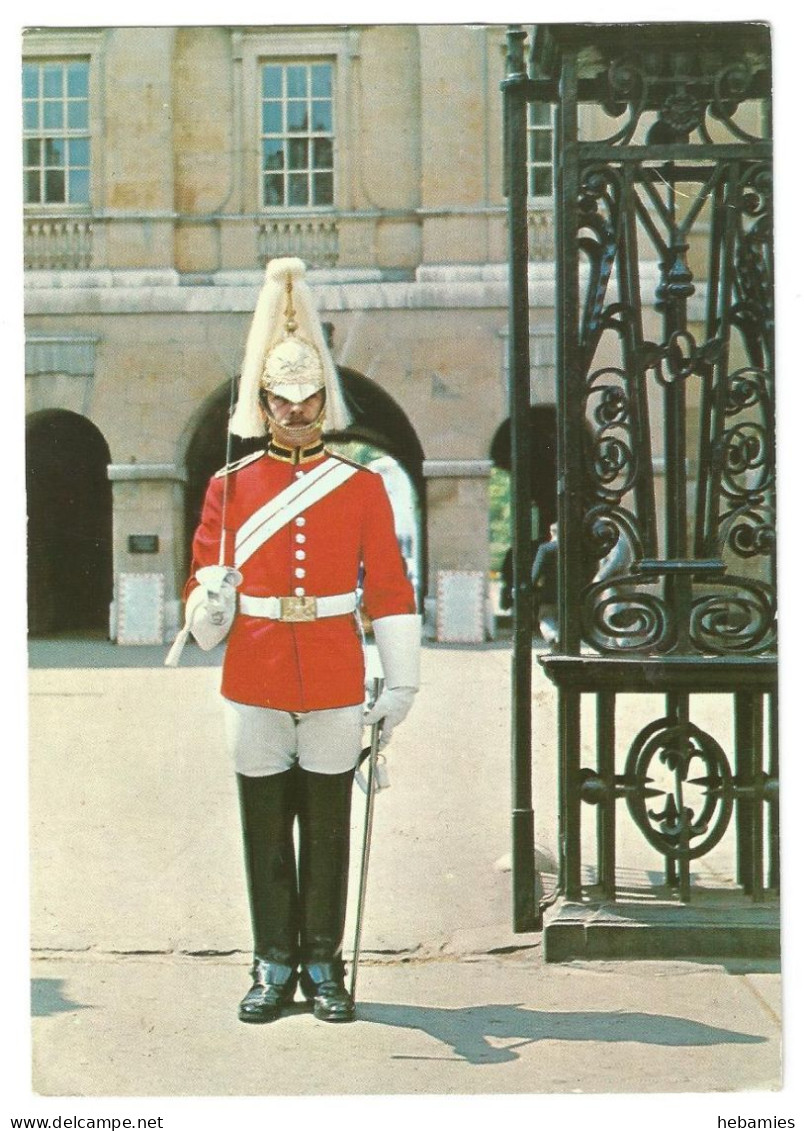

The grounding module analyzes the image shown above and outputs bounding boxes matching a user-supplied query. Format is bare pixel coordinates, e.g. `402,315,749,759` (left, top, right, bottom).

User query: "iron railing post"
504,25,539,933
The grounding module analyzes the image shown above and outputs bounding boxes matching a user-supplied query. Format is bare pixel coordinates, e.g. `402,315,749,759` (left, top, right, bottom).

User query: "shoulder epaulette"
327,451,367,472
214,450,266,478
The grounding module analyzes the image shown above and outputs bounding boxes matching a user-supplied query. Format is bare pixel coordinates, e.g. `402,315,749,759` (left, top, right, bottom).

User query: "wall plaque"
436,570,486,644
128,534,160,554
116,572,165,645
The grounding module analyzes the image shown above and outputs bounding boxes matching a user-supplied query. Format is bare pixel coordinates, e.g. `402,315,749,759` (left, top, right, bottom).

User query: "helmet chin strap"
267,405,326,449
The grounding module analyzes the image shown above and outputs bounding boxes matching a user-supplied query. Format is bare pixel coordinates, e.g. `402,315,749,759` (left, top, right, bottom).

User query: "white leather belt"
239,592,358,623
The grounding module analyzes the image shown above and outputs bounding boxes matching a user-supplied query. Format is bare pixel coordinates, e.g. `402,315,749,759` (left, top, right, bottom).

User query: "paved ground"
29,952,781,1096
7,637,796,1126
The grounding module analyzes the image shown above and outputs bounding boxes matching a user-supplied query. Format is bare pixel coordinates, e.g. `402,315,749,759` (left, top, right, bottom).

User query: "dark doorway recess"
26,410,113,637
490,404,558,539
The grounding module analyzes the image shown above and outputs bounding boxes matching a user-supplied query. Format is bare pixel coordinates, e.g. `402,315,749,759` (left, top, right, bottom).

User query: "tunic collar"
266,438,327,465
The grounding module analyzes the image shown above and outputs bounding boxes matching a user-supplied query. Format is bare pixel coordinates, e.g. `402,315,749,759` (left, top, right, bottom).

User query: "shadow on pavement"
31,978,91,1018
357,1002,767,1065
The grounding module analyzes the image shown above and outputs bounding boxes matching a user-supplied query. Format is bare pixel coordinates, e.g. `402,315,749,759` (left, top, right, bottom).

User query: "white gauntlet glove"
165,565,242,667
363,687,417,746
189,565,242,647
362,614,421,748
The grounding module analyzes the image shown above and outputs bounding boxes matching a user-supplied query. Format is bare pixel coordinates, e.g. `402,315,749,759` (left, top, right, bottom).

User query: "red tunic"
187,444,416,711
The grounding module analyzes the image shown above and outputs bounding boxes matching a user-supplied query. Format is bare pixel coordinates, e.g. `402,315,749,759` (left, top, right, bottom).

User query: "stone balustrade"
24,215,94,270
257,216,340,269
23,208,552,272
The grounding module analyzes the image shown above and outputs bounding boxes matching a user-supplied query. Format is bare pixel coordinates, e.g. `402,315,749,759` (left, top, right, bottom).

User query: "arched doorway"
489,405,559,537
182,367,426,600
26,410,113,637
489,406,558,618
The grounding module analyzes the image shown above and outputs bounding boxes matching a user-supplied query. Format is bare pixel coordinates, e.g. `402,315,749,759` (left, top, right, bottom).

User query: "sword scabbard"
350,676,385,1002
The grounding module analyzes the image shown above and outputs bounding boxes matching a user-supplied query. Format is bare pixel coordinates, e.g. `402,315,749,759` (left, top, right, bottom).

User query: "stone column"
107,463,187,642
422,459,493,637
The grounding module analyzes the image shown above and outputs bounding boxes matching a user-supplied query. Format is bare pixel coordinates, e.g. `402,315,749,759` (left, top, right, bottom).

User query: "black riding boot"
297,767,356,1022
236,768,301,1023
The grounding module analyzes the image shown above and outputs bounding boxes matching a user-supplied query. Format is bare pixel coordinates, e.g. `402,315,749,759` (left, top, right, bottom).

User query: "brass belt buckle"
279,595,317,622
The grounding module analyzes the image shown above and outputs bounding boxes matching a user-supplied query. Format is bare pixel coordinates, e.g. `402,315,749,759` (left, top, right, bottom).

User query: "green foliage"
327,439,386,467
488,467,511,573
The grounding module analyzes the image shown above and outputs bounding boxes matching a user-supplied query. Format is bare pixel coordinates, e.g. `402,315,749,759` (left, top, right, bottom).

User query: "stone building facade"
23,24,560,640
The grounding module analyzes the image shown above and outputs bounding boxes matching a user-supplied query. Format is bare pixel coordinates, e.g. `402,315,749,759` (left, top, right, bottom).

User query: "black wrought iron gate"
504,23,777,948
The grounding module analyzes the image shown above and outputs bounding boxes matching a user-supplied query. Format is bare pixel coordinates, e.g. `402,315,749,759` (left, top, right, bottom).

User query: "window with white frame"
260,60,334,209
528,101,553,198
23,59,90,207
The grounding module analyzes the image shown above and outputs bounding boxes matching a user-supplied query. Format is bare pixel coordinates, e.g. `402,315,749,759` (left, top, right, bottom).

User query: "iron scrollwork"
719,366,774,560
592,47,769,147
572,147,774,657
731,163,773,368
578,163,626,370
689,579,776,654
624,717,734,860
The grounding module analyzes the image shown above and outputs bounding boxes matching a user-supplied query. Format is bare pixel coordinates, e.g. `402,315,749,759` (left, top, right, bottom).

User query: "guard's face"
265,390,325,426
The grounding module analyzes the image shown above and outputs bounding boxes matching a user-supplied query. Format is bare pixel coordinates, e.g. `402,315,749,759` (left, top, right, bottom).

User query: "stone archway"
26,410,113,637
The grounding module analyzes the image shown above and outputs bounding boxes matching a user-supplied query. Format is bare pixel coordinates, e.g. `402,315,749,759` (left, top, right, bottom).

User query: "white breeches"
223,699,364,777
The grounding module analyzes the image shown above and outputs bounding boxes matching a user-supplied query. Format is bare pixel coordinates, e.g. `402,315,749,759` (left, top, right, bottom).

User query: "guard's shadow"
357,1002,767,1065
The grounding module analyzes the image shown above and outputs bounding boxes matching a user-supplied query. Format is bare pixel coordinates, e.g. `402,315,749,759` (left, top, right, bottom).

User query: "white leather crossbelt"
239,592,358,622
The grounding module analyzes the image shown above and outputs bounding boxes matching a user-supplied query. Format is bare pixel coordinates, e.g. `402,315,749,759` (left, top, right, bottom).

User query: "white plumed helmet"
229,257,352,438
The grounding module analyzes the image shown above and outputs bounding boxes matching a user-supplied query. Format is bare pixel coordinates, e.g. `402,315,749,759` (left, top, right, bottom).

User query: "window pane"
68,167,90,202
262,100,282,135
264,174,284,207
311,100,332,132
529,102,551,127
68,137,90,166
43,65,63,98
286,65,307,98
67,62,88,97
288,138,308,170
262,65,282,98
24,169,42,203
43,100,63,130
23,100,40,130
24,58,92,209
22,65,39,99
530,167,552,196
530,132,551,162
312,171,333,206
45,137,66,166
311,64,332,98
262,138,284,171
286,100,308,132
67,100,88,130
313,136,333,168
23,138,41,166
259,61,335,211
288,173,308,206
45,168,66,202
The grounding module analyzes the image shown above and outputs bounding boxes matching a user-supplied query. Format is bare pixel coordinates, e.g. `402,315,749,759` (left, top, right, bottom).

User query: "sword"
349,676,385,1002
165,369,241,668
217,364,240,567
